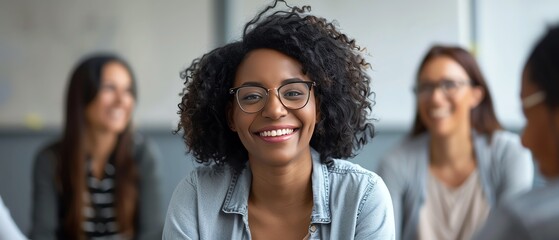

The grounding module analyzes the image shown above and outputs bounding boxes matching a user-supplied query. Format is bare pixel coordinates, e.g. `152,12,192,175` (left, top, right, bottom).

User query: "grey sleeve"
473,204,530,240
497,133,534,201
30,148,58,240
136,138,165,240
376,155,405,240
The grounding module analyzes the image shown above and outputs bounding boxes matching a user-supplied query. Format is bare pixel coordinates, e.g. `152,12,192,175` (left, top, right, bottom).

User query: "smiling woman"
163,0,395,239
377,45,534,240
31,54,163,240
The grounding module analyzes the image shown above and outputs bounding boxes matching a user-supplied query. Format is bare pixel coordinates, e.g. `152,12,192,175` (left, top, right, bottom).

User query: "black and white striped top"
32,136,163,239
83,158,123,240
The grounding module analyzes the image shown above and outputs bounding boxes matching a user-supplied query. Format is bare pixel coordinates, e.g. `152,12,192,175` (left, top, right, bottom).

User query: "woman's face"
417,56,482,137
85,61,135,134
520,69,559,178
228,49,318,167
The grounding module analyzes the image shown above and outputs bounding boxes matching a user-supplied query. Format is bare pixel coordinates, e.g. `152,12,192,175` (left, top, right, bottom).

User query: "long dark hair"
59,53,138,239
410,45,502,137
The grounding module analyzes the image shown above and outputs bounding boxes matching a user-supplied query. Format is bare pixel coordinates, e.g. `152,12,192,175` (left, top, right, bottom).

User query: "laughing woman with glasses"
162,1,395,239
31,54,163,240
474,25,559,240
377,45,534,240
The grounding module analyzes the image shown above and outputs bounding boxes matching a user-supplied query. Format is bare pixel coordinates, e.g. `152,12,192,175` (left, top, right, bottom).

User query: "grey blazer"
377,130,534,240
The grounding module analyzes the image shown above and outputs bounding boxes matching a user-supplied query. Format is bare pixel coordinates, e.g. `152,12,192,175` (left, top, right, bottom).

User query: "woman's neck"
84,128,118,178
248,152,313,210
247,151,314,239
430,127,474,167
429,127,477,187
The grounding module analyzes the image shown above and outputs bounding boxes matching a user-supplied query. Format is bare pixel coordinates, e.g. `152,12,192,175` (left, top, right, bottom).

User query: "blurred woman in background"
31,54,163,239
474,25,559,240
378,45,533,240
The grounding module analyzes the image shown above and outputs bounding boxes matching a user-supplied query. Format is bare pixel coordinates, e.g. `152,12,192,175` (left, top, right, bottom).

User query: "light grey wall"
225,0,468,129
0,0,215,129
2,0,558,130
475,0,559,129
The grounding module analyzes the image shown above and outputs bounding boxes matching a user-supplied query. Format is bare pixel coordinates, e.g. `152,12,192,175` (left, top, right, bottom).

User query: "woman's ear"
470,86,484,108
227,102,236,132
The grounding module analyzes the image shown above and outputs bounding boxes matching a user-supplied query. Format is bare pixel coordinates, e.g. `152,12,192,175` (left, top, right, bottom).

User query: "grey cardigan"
473,179,559,240
377,130,534,240
30,134,164,240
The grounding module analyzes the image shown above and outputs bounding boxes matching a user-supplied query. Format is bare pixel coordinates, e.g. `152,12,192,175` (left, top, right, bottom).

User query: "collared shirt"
163,148,395,239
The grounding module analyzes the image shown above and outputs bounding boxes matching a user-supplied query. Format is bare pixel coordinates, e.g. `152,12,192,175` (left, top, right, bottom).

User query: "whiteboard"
1,0,557,130
0,0,215,130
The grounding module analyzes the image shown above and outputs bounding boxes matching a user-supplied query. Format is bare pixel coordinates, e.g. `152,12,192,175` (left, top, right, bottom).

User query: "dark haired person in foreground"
474,25,559,240
163,1,394,239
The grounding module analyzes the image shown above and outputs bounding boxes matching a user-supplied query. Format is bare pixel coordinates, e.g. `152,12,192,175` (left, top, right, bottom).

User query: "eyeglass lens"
235,82,312,113
414,80,468,97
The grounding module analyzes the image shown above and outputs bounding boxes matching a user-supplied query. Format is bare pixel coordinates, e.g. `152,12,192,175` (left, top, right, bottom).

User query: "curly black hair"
176,0,375,172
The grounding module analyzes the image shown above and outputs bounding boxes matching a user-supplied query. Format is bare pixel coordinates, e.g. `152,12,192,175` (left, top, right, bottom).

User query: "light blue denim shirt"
163,148,395,239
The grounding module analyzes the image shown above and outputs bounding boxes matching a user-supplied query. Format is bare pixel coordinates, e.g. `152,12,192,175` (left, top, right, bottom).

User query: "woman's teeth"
109,109,125,119
431,108,451,118
259,129,294,137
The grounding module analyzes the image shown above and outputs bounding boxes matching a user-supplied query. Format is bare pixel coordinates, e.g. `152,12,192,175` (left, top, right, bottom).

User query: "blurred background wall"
0,0,557,235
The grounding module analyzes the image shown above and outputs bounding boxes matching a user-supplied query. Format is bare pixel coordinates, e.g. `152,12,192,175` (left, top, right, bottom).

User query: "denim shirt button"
309,224,317,233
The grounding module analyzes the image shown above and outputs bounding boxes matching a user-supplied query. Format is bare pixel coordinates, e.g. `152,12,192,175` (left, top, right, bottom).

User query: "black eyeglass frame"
412,79,471,98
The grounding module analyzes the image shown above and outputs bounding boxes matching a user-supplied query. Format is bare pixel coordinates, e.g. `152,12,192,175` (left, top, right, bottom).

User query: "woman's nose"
260,90,288,119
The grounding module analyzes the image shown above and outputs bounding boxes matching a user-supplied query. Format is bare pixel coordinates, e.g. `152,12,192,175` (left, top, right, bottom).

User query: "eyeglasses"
521,91,545,109
413,80,470,99
229,81,316,113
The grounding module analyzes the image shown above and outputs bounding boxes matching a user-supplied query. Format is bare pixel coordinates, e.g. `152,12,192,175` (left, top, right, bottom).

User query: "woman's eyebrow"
282,77,305,84
238,81,263,87
239,77,306,87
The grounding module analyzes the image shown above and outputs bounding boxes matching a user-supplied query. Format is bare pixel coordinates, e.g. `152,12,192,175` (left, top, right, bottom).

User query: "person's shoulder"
131,132,161,164
328,159,382,185
329,159,372,174
486,129,523,149
36,140,61,157
33,140,61,178
481,130,530,164
379,133,429,166
508,182,559,217
184,164,235,188
132,132,157,152
34,140,61,164
497,182,559,235
326,160,392,208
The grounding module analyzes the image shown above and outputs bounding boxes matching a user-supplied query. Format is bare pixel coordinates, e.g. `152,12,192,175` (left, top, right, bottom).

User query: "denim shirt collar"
221,148,332,223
